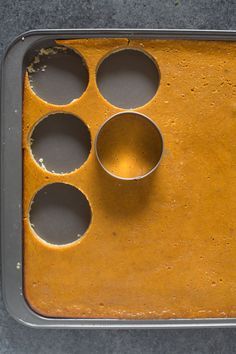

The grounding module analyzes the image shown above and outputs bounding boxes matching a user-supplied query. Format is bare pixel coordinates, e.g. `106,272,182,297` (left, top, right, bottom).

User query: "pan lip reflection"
95,111,164,181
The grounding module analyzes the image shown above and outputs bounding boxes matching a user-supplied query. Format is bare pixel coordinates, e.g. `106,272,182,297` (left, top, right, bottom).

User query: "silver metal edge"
95,111,164,180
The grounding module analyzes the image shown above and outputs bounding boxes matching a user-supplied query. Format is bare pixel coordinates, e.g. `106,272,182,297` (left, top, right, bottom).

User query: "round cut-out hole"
96,112,163,180
97,49,160,109
30,113,91,173
30,183,92,245
28,46,89,105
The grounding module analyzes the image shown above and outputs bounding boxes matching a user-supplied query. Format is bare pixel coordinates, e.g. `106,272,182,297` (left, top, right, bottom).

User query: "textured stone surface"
1,0,236,353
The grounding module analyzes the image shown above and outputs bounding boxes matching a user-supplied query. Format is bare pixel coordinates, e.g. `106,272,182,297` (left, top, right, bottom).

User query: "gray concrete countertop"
1,1,236,353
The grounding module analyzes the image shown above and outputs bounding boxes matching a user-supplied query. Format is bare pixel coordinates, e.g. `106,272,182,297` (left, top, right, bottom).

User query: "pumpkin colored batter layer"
23,38,236,319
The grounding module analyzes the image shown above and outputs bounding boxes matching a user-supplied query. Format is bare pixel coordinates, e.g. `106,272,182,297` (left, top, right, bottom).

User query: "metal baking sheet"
1,29,236,328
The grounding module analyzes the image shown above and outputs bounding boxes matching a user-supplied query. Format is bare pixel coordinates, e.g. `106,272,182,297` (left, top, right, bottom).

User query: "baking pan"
2,29,236,328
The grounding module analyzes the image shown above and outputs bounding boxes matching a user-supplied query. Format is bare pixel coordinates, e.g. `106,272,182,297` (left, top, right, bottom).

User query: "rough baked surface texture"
23,38,236,319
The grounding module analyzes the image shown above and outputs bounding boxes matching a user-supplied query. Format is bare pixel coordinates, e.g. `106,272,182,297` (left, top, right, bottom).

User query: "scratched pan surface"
1,29,236,328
